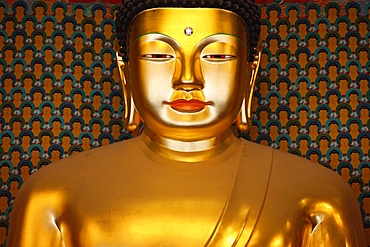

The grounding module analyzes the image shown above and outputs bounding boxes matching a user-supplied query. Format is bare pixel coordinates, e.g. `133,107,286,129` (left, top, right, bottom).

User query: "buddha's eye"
203,55,234,59
142,54,174,59
202,54,236,61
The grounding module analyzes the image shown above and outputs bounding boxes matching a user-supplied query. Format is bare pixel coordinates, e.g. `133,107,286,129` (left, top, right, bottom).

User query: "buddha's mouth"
164,99,212,113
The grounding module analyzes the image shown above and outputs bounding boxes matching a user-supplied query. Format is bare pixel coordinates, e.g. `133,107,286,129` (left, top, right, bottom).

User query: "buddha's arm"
307,191,366,246
8,185,65,247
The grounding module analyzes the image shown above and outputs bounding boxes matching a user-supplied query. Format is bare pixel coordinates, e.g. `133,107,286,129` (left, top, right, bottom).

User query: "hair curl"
116,0,261,62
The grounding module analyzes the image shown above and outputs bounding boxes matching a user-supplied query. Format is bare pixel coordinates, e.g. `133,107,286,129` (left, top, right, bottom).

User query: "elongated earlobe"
116,53,141,131
236,39,262,132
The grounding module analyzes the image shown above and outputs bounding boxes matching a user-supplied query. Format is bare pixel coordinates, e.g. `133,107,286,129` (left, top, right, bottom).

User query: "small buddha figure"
80,134,92,151
64,20,75,39
30,119,42,137
8,1,365,246
297,108,308,127
277,109,289,127
4,18,15,37
318,136,330,156
348,91,360,110
347,4,358,24
71,119,83,138
308,123,319,142
83,20,94,40
317,50,328,68
286,35,297,55
317,20,328,39
33,2,45,23
298,138,309,157
349,150,361,170
357,18,368,39
347,34,359,53
73,35,84,53
328,121,339,140
20,133,31,152
54,4,65,23
337,19,349,38
339,136,351,155
348,120,360,140
350,179,362,198
360,136,370,153
328,92,339,111
82,48,94,68
340,167,351,182
326,4,338,24
103,21,114,40
61,134,72,152
358,47,369,68
74,5,85,25
287,6,298,26
24,18,35,37
29,147,41,168
53,33,65,52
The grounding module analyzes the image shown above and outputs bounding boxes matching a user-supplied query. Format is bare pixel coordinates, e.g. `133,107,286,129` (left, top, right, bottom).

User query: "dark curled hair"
116,0,261,62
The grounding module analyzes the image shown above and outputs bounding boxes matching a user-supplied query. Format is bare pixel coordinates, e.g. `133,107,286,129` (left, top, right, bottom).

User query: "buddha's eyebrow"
132,32,174,46
132,32,243,45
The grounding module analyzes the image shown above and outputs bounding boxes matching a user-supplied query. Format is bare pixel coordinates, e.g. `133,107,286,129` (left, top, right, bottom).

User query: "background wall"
0,0,369,245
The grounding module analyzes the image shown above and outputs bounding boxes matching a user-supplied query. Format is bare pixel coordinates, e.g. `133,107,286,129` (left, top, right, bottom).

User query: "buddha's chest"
59,165,235,246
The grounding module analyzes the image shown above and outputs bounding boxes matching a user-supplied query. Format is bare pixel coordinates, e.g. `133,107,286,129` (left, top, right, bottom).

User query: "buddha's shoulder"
19,138,141,188
241,139,352,197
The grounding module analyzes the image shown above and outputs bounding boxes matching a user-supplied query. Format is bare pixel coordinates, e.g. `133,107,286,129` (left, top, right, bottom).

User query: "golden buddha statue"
8,1,365,246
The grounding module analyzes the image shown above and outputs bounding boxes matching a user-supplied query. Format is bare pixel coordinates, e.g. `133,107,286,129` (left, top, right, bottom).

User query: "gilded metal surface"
8,8,365,246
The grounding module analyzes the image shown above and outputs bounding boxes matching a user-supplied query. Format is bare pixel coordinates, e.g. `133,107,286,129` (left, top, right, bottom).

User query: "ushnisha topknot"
116,0,261,62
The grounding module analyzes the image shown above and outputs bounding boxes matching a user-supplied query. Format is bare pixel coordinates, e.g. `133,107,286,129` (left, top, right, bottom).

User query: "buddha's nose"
172,56,204,91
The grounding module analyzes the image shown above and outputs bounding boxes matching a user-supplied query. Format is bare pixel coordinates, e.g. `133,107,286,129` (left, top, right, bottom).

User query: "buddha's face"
360,108,368,117
329,123,338,132
66,22,74,31
319,139,328,147
75,8,84,17
31,149,40,158
359,51,368,59
55,7,64,15
363,168,370,175
22,135,30,144
32,121,41,129
339,79,347,88
45,21,54,29
338,22,347,30
340,138,349,146
279,110,287,119
35,6,44,15
299,139,308,148
289,38,297,46
20,166,29,174
339,108,348,117
62,136,70,144
44,78,53,87
63,107,71,116
309,125,318,133
348,7,357,16
318,52,327,60
298,110,307,118
124,8,255,140
41,135,50,144
328,8,337,17
82,108,91,116
72,121,81,130
308,9,316,17
269,10,278,18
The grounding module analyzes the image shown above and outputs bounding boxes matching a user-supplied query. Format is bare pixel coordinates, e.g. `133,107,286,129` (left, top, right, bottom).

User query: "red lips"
164,99,212,112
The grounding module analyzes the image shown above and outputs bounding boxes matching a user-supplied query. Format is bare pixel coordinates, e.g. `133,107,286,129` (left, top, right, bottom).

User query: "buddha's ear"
116,52,141,131
236,38,262,132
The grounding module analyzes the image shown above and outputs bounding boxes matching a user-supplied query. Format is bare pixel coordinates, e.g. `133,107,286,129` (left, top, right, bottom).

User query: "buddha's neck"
142,127,236,163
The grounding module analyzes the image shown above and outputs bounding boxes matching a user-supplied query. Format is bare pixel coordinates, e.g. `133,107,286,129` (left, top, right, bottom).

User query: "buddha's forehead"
128,8,247,45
